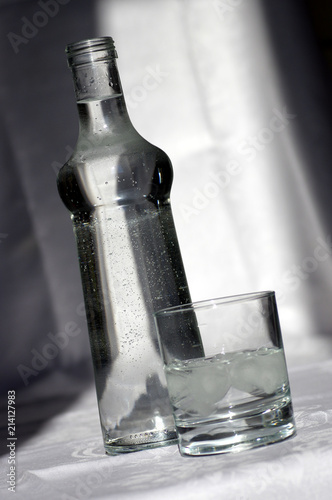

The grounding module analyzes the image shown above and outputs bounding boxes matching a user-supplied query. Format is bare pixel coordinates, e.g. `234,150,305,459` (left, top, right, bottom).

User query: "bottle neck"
76,96,131,138
66,37,131,137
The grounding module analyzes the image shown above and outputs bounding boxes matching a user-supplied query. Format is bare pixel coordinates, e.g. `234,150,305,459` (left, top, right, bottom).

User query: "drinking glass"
154,291,296,456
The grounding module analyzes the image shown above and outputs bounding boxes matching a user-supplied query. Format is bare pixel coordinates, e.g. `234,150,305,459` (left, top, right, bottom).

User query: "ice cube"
166,357,231,416
230,348,288,396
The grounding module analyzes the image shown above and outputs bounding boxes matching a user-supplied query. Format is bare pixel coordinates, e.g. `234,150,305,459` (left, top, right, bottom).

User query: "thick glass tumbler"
155,291,296,456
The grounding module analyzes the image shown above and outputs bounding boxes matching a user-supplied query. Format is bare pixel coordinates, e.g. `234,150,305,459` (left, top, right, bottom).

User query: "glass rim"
154,291,275,317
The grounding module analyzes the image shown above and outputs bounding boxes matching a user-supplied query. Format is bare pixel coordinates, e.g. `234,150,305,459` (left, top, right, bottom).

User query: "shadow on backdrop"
0,0,97,453
260,0,332,342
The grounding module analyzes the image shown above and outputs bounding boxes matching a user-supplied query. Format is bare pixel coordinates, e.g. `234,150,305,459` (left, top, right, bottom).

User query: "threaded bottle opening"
66,37,118,67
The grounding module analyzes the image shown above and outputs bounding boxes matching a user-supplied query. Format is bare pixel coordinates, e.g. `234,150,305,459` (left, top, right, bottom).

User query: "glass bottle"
57,37,202,454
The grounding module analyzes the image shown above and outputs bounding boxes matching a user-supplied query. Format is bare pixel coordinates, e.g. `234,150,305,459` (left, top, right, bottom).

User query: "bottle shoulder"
57,137,173,214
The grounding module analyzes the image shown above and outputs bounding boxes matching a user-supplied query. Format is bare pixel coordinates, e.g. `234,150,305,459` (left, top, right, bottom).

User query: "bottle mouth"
66,37,118,67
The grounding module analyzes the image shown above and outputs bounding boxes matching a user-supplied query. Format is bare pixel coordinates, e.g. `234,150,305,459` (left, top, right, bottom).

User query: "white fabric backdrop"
96,0,332,366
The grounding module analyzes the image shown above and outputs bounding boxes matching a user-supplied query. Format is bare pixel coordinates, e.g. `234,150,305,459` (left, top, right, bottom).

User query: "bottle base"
104,428,178,455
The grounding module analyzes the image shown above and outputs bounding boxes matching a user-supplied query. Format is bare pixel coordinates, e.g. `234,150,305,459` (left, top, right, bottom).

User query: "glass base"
177,401,296,457
179,423,296,457
104,428,178,455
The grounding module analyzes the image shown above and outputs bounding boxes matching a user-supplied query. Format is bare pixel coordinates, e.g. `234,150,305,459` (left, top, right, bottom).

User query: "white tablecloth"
1,358,332,500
